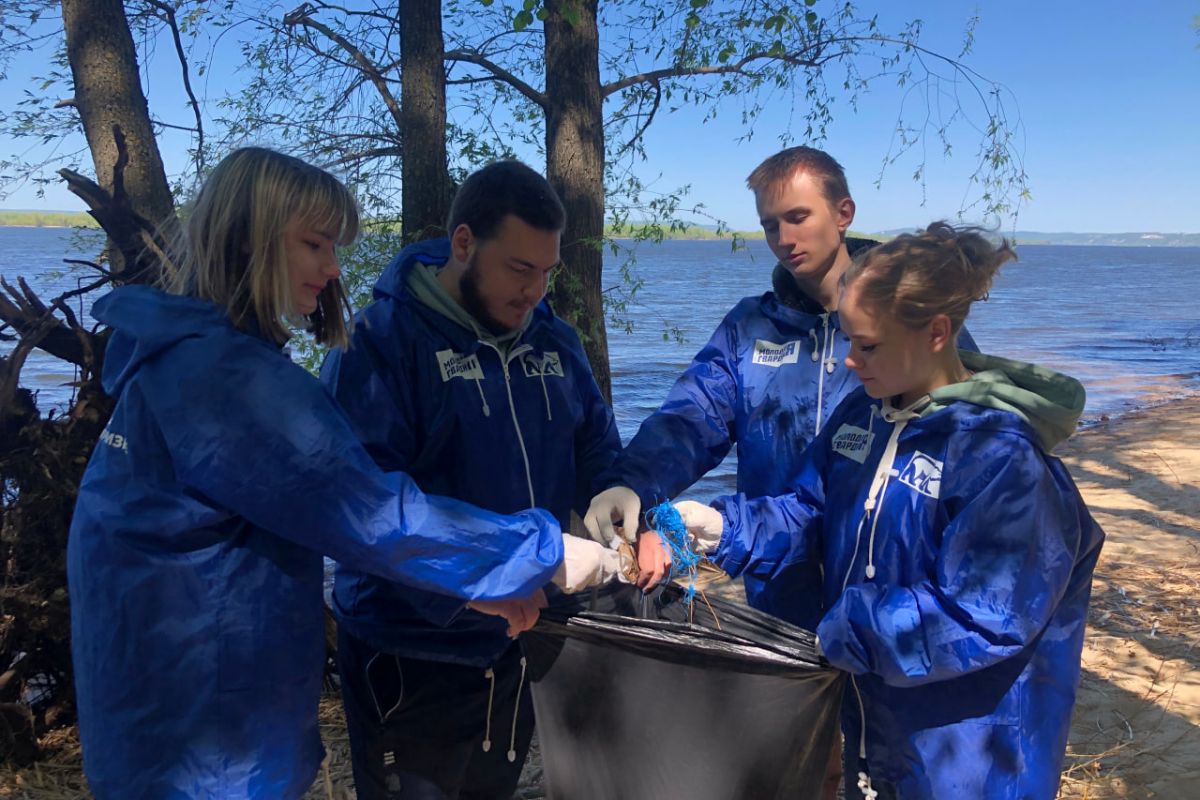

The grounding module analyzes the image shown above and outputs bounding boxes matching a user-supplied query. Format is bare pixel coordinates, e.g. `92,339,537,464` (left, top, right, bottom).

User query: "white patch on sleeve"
831,423,874,464
751,339,802,367
898,451,943,499
436,349,484,382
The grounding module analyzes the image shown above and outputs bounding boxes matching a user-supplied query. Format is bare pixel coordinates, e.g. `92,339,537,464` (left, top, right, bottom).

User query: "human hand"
634,530,672,590
673,500,724,554
468,589,548,637
551,535,630,593
582,486,641,547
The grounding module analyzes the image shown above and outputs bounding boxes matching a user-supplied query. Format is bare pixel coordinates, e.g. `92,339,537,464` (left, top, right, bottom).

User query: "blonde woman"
68,148,618,799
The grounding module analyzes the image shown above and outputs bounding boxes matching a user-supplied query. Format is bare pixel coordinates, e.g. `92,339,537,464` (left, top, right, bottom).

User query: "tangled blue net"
645,501,704,604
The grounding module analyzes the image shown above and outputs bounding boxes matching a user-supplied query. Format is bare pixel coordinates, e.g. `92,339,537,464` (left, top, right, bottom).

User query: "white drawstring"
823,313,838,376
538,370,552,421
842,398,927,585
813,317,827,434
813,313,840,435
481,667,496,752
474,377,491,417
507,656,528,763
841,397,929,799
851,677,878,799
841,405,879,593
480,341,537,509
482,658,529,763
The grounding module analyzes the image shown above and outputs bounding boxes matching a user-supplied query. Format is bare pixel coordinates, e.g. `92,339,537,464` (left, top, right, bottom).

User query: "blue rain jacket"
68,285,563,800
711,356,1104,798
605,245,977,628
321,239,621,666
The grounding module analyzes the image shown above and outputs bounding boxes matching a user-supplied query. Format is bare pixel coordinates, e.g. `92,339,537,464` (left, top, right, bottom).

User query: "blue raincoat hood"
95,284,252,395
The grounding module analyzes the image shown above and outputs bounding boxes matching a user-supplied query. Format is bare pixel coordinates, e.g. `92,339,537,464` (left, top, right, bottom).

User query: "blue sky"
1,1,1197,233
633,1,1200,233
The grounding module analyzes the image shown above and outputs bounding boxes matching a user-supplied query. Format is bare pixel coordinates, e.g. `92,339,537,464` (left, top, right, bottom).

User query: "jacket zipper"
480,342,537,509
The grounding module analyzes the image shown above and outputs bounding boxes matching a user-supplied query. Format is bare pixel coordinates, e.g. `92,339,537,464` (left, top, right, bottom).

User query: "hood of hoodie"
925,351,1086,450
375,238,541,354
770,235,880,314
92,284,271,397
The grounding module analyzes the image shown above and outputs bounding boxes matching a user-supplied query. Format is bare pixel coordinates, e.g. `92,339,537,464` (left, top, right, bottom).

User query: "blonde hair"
842,221,1017,333
160,147,359,347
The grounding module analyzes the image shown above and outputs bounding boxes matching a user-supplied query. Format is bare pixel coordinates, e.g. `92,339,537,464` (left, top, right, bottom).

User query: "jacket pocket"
365,651,406,724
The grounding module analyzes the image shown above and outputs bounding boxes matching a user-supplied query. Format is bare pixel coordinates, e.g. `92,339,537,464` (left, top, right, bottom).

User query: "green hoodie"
925,351,1086,451
406,260,527,357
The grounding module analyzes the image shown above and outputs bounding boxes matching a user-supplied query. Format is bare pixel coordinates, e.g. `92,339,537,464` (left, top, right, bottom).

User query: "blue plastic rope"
646,501,704,604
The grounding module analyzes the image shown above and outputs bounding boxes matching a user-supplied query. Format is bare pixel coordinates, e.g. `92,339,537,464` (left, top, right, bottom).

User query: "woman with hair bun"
668,222,1105,799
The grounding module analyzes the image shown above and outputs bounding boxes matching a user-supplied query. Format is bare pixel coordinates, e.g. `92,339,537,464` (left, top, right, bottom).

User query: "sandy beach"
1054,396,1200,798
2,395,1197,799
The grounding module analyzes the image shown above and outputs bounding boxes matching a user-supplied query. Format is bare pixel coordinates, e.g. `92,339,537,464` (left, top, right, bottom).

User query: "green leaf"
536,7,549,20
690,0,707,8
514,9,534,31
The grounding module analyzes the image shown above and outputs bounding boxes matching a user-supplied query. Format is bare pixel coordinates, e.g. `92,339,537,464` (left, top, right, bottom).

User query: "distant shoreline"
3,213,1199,248
0,224,87,229
0,210,98,229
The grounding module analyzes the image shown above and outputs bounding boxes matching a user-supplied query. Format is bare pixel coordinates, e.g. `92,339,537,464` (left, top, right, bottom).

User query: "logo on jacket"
436,349,484,382
832,423,875,464
898,451,943,499
521,351,564,379
751,339,802,367
99,425,129,452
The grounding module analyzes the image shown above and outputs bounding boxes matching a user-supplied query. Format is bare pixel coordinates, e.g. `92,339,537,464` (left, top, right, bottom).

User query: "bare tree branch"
58,126,175,287
0,277,101,369
144,0,205,174
612,79,662,157
444,49,547,109
152,119,200,134
283,3,404,131
328,145,403,165
601,43,831,98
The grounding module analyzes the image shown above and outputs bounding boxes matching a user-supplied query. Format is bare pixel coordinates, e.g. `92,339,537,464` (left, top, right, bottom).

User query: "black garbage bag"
523,582,844,800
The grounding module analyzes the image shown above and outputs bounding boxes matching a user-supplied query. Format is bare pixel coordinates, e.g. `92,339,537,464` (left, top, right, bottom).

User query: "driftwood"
0,125,172,766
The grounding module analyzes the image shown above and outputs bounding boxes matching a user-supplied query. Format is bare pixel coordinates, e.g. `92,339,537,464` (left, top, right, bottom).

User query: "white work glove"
552,534,632,594
673,500,724,554
582,486,641,547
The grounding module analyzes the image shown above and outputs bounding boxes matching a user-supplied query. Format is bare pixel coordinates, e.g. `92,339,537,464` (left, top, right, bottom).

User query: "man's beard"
460,254,518,335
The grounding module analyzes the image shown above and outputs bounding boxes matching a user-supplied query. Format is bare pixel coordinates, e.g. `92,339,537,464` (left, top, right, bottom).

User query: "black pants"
337,627,535,800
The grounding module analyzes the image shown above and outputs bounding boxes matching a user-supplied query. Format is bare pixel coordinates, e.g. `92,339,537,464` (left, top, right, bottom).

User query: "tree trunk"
0,3,176,762
62,0,177,275
400,0,452,242
544,0,610,400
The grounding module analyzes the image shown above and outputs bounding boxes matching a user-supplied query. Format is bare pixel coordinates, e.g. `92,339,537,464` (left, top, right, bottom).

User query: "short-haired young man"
323,160,624,799
588,146,876,625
